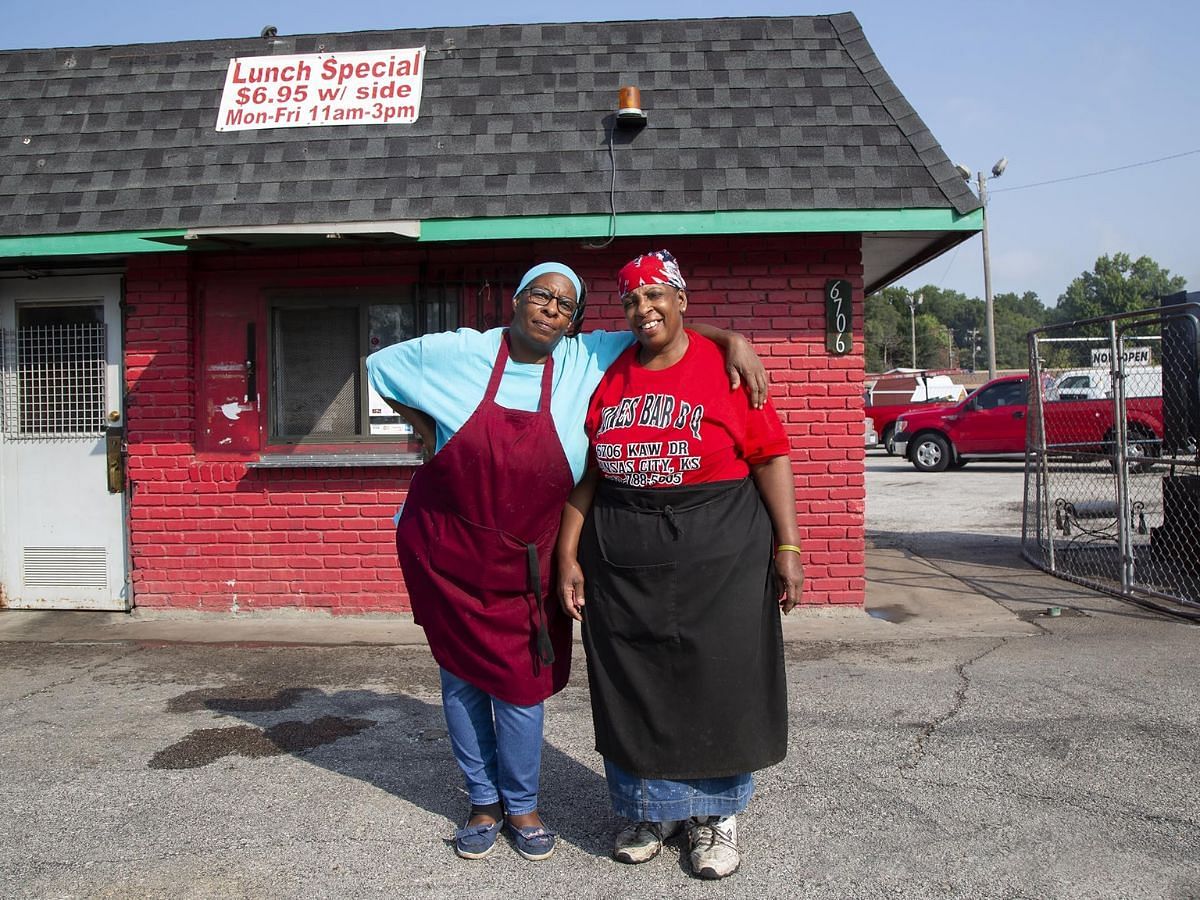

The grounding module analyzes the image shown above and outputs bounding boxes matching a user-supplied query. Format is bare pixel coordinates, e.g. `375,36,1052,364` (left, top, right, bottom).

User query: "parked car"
893,374,1165,472
865,416,878,449
866,399,958,454
864,370,967,455
1045,366,1162,402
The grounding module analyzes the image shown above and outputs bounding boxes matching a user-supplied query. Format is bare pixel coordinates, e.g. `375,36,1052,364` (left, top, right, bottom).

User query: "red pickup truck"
892,374,1165,472
866,398,959,454
864,371,966,454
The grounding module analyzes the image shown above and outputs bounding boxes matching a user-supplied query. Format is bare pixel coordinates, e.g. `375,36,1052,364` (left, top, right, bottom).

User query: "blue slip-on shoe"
454,818,502,860
507,820,557,861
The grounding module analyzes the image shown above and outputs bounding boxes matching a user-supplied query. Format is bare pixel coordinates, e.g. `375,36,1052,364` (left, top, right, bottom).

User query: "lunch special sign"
215,47,426,131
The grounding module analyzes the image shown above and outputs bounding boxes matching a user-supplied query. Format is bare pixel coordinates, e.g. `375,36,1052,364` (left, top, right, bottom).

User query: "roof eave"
0,211,984,288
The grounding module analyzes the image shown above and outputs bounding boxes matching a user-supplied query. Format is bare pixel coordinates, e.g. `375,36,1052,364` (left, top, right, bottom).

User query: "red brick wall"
124,234,865,612
124,254,411,611
578,236,867,607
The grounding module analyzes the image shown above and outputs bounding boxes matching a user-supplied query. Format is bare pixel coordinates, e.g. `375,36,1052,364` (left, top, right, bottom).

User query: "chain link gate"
1021,297,1200,619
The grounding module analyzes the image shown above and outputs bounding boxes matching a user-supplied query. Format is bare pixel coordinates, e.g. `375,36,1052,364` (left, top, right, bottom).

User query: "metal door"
954,378,1029,454
0,275,128,610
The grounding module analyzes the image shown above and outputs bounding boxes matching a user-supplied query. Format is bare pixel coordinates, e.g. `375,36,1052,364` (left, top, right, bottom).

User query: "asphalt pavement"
2,453,1198,899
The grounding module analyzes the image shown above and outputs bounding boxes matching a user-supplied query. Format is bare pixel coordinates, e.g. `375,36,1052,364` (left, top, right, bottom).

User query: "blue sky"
4,0,1197,306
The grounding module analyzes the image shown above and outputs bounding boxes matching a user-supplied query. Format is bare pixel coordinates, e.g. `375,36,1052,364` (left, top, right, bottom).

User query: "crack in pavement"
5,645,146,706
9,837,406,881
898,774,1200,830
899,638,1008,775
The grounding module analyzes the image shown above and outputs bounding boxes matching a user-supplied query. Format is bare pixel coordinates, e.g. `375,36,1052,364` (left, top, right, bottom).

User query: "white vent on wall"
23,547,108,588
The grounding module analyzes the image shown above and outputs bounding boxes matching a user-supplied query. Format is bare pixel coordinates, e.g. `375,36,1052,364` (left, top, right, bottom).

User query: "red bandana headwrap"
617,250,687,299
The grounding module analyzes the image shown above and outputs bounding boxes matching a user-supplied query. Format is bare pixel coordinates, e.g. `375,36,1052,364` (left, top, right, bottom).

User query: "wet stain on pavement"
782,644,837,662
149,715,375,769
867,604,917,623
166,685,313,714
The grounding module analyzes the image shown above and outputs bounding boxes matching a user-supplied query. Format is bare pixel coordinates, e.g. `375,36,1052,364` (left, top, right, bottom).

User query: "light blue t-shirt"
366,328,636,484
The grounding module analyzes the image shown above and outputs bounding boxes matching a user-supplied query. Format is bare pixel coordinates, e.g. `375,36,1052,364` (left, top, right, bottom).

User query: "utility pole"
966,327,982,371
906,293,923,368
956,158,1006,379
979,170,998,379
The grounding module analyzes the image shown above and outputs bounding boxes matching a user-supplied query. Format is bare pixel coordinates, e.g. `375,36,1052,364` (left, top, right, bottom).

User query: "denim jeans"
439,668,544,815
604,758,754,821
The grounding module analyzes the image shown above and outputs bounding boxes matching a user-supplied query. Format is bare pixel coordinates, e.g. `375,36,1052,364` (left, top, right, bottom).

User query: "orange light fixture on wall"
616,85,647,127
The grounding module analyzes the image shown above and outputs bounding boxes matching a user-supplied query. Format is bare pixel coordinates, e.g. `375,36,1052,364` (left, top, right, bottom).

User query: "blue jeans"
439,668,544,816
604,758,754,821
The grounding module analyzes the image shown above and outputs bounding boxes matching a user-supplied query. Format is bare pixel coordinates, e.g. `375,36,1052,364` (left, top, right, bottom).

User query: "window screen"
273,306,360,437
2,305,106,439
269,290,426,443
266,277,501,445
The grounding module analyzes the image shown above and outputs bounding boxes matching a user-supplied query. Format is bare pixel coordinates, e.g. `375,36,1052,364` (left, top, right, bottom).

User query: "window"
1058,376,1089,391
975,379,1027,410
3,305,106,438
268,286,459,444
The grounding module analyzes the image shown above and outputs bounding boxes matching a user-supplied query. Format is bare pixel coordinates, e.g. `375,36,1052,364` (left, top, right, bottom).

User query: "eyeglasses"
522,286,579,317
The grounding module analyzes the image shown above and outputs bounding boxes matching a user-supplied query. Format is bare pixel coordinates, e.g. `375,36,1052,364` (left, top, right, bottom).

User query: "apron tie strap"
526,542,555,667
663,504,682,539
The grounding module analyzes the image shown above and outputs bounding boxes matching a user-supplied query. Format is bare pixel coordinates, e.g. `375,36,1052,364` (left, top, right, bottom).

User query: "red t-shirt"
586,331,789,487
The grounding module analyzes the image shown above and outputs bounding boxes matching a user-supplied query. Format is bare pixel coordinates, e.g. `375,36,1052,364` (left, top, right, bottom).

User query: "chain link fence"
1021,296,1200,618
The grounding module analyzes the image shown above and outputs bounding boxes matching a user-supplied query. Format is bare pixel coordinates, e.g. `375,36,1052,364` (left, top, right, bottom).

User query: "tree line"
865,252,1188,373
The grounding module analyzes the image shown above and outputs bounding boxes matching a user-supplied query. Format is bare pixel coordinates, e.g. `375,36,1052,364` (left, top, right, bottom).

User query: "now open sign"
1091,346,1152,367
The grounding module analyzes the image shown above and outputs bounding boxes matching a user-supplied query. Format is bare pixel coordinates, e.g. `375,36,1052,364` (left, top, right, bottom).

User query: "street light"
958,157,1007,379
907,292,923,368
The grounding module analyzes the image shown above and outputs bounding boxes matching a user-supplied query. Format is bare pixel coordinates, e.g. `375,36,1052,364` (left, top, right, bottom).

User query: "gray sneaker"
612,819,684,864
687,815,739,879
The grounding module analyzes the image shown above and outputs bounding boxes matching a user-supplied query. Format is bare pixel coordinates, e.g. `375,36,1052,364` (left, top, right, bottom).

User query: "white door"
0,275,128,610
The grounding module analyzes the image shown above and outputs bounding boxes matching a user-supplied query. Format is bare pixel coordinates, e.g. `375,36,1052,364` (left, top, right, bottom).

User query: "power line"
990,148,1200,194
933,241,963,288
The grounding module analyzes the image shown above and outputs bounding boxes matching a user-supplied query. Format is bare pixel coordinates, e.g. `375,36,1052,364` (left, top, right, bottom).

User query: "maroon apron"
395,334,574,706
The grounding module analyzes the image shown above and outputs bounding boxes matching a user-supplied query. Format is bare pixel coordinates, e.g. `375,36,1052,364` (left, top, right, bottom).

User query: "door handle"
106,425,126,494
246,323,257,402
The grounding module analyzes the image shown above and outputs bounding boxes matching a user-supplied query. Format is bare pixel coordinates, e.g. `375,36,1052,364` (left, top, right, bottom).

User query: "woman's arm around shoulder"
688,323,769,408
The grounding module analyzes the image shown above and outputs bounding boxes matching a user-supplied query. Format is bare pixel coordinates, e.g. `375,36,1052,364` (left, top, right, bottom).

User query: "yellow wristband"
776,544,802,555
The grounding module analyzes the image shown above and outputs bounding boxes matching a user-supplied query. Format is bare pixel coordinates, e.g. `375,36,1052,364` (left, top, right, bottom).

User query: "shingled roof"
0,14,979,235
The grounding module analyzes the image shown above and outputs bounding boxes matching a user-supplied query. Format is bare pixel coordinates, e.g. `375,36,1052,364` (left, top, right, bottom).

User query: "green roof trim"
0,209,983,259
418,208,983,242
0,230,187,257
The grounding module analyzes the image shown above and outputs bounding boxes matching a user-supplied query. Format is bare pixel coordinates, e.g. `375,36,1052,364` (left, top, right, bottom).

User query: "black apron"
580,478,788,779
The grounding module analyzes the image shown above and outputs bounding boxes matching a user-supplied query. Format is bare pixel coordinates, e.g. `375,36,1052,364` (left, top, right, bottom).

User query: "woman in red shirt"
556,250,804,880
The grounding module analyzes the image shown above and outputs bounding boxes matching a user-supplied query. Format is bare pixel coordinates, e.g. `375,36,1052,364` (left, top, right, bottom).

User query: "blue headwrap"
515,262,582,301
